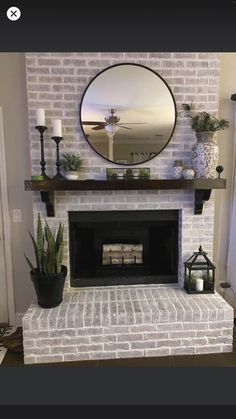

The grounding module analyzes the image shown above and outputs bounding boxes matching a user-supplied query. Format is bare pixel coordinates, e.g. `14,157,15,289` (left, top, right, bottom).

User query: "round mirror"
80,63,177,165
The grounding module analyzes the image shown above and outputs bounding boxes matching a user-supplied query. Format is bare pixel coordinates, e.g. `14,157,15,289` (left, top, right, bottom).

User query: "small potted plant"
181,103,229,178
138,168,150,179
124,168,134,179
61,152,83,180
25,214,67,308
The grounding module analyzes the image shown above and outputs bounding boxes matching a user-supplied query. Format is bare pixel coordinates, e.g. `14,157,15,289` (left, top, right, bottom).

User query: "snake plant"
25,213,64,275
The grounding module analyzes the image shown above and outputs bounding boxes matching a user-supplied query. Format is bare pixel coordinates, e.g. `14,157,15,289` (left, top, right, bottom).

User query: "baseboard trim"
16,313,24,327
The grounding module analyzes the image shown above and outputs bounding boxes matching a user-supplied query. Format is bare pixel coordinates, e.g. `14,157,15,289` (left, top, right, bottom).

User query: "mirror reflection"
80,63,176,165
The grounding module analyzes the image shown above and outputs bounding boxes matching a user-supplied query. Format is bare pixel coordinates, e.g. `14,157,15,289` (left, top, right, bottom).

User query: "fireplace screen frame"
69,210,179,287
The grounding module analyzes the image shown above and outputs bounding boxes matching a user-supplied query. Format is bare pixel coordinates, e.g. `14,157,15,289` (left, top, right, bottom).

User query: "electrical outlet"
13,209,22,223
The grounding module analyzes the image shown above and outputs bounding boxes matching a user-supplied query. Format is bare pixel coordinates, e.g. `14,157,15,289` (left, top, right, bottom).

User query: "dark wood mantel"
24,178,226,217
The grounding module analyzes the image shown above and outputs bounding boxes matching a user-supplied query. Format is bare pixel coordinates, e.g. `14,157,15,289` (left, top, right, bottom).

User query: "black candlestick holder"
52,136,65,179
35,125,50,179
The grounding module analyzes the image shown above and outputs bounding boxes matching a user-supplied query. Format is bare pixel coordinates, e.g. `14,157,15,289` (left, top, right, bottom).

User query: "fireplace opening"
69,210,179,287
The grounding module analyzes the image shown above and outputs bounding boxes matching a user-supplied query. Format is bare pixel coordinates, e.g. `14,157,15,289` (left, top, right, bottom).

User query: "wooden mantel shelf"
24,178,226,217
25,178,226,191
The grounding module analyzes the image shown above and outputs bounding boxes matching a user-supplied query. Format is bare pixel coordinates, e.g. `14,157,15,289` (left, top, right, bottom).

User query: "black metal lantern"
184,246,216,294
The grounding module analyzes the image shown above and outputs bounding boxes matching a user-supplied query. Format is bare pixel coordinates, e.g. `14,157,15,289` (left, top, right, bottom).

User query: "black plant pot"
30,265,67,308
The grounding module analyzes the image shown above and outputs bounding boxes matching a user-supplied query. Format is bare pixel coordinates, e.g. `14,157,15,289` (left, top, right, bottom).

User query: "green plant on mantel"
61,153,83,171
124,168,134,179
25,213,64,275
138,168,149,179
181,103,229,132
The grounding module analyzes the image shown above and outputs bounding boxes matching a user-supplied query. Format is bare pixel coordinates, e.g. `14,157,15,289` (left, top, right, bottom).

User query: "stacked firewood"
103,243,143,265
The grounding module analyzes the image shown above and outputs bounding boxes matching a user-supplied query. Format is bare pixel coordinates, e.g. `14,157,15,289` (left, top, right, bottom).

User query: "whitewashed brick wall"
25,53,220,289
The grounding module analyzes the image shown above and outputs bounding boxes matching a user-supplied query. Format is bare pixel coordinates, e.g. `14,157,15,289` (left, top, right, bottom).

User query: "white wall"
0,53,35,318
214,53,236,313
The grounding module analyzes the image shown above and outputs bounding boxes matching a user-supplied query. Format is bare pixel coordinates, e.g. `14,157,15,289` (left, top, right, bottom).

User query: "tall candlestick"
52,136,65,179
35,126,50,179
36,109,45,126
35,109,49,179
52,119,62,137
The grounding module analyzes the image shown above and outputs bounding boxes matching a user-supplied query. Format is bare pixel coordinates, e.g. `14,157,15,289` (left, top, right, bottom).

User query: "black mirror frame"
79,62,177,166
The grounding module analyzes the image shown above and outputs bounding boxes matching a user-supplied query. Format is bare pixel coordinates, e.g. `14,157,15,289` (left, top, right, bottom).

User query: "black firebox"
69,210,179,287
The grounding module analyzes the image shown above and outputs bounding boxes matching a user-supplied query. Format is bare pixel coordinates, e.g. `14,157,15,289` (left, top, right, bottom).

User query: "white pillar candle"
195,278,204,292
52,119,62,137
36,108,45,126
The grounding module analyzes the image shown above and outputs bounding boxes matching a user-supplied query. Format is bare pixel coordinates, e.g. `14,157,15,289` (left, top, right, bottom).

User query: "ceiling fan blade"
119,126,133,130
117,123,148,125
92,125,106,130
82,121,105,125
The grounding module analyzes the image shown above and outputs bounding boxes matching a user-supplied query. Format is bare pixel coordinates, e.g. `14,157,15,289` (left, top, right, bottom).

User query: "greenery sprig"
181,103,229,133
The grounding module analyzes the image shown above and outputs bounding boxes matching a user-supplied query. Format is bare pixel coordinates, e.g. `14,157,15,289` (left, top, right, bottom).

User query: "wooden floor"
1,327,236,367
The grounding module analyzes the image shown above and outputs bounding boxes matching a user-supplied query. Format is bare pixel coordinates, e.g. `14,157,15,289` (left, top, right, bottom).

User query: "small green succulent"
124,169,134,179
61,153,83,171
138,168,149,179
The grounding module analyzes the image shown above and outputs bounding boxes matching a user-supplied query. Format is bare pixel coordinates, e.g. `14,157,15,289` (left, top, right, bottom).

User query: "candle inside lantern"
52,119,62,137
36,108,45,126
195,278,204,292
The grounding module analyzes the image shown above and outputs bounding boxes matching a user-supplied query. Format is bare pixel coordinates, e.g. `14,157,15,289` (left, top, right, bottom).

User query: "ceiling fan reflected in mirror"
82,108,147,131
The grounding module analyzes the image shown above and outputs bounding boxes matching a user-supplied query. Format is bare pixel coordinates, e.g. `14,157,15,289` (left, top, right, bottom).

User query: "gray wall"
0,53,34,317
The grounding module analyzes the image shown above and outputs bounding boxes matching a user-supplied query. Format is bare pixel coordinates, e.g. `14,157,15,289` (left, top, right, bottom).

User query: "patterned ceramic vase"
182,167,195,179
172,160,184,179
191,131,219,179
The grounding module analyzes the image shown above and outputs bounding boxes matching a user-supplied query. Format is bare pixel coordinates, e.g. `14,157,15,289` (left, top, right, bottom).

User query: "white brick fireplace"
22,52,234,364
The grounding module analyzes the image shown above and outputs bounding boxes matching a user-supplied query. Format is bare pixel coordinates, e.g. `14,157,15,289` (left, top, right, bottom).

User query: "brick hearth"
22,285,234,364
